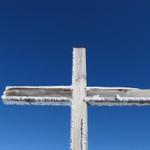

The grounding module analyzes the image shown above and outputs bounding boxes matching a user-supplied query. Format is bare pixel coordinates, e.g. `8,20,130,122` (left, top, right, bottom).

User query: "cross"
2,48,150,150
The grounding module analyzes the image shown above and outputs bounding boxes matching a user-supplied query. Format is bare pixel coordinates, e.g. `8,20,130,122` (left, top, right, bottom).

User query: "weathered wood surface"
2,86,72,105
85,87,150,106
71,48,88,150
87,87,150,97
2,48,150,150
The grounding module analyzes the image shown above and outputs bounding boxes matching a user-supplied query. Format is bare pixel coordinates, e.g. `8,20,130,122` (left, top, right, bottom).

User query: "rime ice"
2,48,150,150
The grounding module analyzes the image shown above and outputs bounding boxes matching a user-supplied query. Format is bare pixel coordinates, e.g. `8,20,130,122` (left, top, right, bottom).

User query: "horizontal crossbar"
2,86,72,106
86,87,150,106
2,86,150,106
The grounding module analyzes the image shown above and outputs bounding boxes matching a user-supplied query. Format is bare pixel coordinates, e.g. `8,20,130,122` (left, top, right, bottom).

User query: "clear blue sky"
0,0,150,150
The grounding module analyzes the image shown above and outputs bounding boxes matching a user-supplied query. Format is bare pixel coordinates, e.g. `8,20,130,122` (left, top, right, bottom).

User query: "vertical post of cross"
71,48,88,150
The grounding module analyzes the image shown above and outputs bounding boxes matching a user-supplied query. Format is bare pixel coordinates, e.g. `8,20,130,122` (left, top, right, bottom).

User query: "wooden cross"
2,48,150,150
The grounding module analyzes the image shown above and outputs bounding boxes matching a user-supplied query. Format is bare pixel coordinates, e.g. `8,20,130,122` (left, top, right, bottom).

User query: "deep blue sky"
0,0,150,150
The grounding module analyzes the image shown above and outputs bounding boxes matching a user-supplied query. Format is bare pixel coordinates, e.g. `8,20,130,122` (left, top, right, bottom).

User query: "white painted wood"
71,48,88,150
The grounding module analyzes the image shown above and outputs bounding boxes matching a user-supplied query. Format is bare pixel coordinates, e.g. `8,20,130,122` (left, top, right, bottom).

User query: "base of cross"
2,48,150,150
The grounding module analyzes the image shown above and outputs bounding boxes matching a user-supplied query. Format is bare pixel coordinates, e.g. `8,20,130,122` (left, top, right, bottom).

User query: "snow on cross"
2,48,150,150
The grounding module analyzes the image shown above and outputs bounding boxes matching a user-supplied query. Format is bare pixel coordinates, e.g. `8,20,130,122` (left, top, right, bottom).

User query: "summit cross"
2,48,150,150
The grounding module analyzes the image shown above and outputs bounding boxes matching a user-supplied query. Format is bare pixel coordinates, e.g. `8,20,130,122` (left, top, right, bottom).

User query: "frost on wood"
2,96,71,106
85,95,150,106
2,48,150,150
81,118,88,150
71,48,88,150
72,48,86,84
86,87,150,97
86,87,138,90
85,87,150,106
4,86,72,97
2,86,72,106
